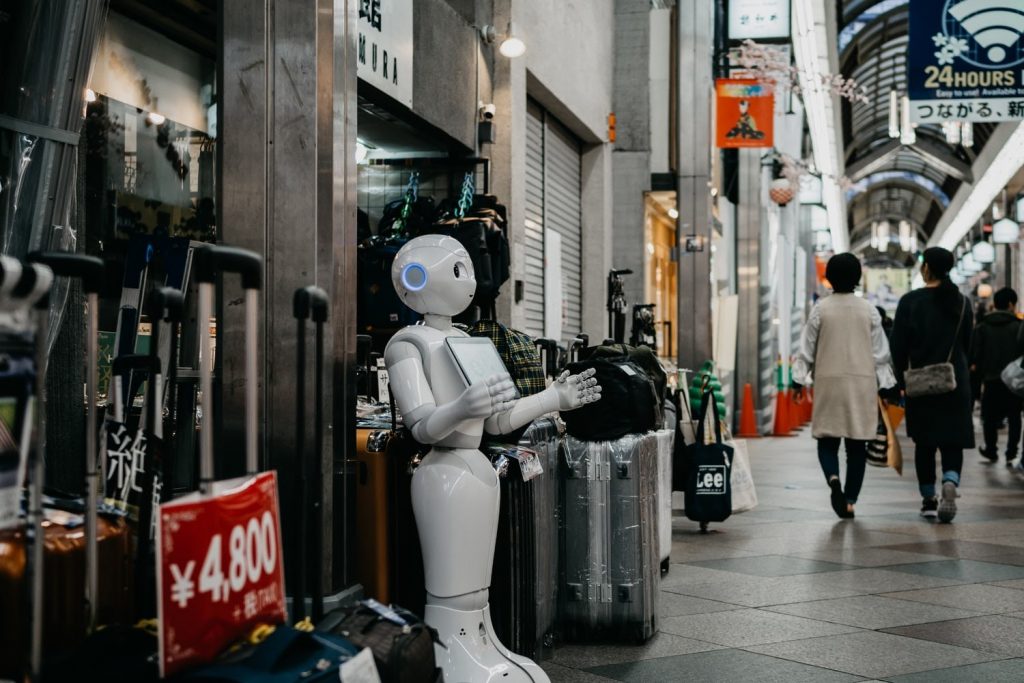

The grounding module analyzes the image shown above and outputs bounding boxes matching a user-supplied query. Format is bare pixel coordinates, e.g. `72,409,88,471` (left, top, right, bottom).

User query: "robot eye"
401,263,428,291
454,263,461,278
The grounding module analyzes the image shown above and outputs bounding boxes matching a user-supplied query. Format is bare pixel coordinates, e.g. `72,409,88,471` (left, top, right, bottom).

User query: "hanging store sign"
728,0,791,40
715,79,775,148
908,0,1024,123
358,0,413,107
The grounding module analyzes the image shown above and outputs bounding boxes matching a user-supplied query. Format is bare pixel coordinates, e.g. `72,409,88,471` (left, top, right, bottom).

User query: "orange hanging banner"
715,79,774,149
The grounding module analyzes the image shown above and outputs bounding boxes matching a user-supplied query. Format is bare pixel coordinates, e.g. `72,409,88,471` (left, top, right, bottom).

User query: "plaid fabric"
468,321,547,397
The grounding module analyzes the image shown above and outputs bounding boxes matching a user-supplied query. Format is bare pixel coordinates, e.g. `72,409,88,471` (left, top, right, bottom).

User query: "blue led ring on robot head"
401,262,428,291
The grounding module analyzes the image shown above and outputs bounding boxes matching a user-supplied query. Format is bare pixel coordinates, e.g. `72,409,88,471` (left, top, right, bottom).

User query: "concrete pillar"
675,0,714,372
219,0,358,593
736,149,764,429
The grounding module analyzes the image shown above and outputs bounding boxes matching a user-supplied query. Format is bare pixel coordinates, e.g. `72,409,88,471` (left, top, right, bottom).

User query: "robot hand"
551,368,602,412
460,374,519,418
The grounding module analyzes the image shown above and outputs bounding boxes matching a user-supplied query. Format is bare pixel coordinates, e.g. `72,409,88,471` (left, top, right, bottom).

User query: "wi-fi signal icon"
949,0,1024,63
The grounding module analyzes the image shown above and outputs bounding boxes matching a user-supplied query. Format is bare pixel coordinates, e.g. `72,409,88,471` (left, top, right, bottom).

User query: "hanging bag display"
904,297,967,398
683,388,733,531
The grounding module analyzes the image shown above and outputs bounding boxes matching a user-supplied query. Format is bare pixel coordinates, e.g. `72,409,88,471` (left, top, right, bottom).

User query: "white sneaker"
938,481,958,523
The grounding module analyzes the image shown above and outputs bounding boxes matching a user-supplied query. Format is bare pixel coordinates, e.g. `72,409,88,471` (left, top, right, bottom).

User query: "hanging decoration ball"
769,178,795,206
972,240,996,264
993,217,1020,244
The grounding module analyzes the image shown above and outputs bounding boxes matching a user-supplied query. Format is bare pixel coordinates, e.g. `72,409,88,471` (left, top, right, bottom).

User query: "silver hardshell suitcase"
655,429,675,574
560,432,660,643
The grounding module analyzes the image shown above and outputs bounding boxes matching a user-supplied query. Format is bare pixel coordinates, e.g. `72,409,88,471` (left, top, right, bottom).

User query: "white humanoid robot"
384,235,601,683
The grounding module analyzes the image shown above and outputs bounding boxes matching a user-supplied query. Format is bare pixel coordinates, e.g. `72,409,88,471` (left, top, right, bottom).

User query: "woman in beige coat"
792,254,896,519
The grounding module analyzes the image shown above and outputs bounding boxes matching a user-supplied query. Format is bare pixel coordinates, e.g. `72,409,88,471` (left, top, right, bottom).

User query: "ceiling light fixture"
972,240,995,263
900,96,916,145
993,217,1019,244
481,23,526,58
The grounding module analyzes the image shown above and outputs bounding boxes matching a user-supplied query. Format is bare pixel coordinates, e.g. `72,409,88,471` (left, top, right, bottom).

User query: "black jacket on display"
891,287,975,449
970,310,1022,382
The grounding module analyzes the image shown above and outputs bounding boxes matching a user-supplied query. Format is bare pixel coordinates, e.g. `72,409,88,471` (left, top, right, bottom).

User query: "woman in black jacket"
890,247,974,523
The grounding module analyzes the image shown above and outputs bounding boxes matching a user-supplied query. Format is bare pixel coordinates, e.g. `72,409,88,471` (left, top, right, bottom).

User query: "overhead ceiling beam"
846,139,902,182
930,121,1024,249
793,0,848,251
909,137,973,183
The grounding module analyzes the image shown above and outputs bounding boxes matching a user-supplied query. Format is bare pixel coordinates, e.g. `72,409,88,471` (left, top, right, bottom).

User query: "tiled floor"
540,426,1024,681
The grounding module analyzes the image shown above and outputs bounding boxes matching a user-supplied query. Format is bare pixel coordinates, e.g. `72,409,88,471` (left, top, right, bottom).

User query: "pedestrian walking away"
793,253,896,520
891,247,974,523
970,287,1022,466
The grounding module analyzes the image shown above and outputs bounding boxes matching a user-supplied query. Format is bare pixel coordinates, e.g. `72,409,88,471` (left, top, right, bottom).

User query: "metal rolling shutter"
543,116,583,344
522,99,583,344
523,101,546,338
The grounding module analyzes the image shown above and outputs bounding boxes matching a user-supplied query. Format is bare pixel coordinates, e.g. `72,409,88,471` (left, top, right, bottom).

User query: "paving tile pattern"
541,428,1024,681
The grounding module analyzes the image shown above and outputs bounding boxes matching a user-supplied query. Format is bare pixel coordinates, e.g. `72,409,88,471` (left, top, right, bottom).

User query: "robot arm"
387,341,518,444
485,368,601,435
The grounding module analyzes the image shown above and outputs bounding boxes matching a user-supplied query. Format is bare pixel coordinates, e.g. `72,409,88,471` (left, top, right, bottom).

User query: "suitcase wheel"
660,558,670,576
700,521,709,534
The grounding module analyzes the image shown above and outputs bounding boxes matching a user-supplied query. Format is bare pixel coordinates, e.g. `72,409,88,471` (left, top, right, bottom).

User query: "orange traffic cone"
738,383,760,438
785,388,798,431
772,389,793,436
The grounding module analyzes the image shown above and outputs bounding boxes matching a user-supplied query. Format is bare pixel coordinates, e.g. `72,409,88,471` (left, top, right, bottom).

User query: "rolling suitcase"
291,287,439,682
654,429,674,574
487,417,563,661
0,255,133,680
560,432,660,643
38,287,186,683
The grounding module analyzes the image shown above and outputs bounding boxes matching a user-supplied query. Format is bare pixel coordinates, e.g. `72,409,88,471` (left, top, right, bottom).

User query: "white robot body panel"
427,604,550,683
411,447,498,599
386,324,485,448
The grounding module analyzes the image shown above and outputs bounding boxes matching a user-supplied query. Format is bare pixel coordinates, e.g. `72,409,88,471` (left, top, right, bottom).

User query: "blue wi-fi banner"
907,0,1024,123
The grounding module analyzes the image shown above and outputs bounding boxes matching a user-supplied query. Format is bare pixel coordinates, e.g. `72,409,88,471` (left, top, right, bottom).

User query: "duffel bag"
582,344,667,419
562,355,660,442
318,600,439,683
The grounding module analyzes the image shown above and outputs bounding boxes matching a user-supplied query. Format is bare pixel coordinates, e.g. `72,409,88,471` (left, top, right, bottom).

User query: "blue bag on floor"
683,389,734,529
176,626,359,683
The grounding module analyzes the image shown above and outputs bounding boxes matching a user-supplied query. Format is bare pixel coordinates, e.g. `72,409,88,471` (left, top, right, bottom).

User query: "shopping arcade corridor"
543,426,1024,682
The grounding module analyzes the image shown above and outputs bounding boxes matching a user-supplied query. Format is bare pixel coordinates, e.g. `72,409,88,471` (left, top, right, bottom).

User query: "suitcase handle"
26,252,106,294
293,285,329,322
29,252,109,634
194,244,263,290
147,286,185,323
293,285,329,622
196,246,263,489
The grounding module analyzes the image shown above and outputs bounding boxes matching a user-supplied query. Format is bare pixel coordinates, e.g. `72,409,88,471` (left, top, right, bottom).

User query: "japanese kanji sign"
728,0,791,40
908,0,1024,123
358,0,413,107
715,79,775,148
157,472,287,677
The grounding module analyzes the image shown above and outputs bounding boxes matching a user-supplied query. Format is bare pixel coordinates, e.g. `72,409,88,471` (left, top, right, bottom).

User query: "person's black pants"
817,437,867,504
914,443,963,498
982,380,1022,459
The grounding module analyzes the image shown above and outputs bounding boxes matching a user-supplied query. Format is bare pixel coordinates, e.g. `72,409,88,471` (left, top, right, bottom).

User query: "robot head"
391,235,477,316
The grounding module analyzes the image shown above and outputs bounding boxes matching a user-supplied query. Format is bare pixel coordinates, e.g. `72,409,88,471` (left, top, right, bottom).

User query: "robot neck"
423,313,454,331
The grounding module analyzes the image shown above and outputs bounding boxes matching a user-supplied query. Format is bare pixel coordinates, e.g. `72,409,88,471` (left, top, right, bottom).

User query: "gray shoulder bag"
904,296,967,398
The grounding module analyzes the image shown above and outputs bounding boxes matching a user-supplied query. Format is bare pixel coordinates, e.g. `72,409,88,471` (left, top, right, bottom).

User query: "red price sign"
156,471,287,677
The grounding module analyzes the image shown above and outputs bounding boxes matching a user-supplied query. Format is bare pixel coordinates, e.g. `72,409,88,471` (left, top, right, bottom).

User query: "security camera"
480,103,496,120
